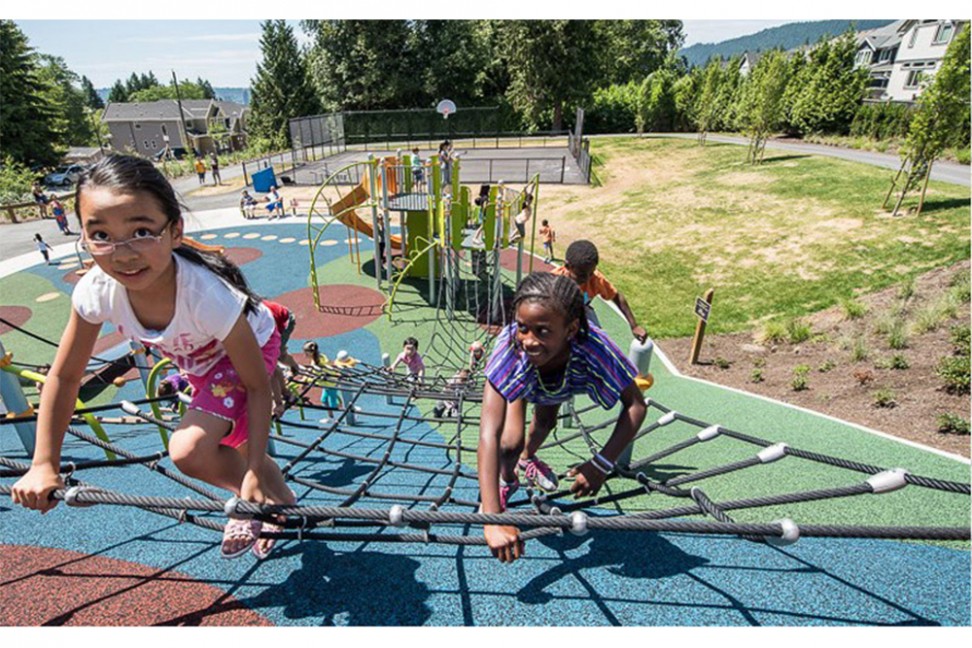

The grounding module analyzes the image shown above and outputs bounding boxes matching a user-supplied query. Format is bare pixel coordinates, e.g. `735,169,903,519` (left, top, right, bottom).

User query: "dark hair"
565,239,598,270
513,272,588,342
541,219,549,226
403,337,419,350
157,380,176,397
76,154,261,314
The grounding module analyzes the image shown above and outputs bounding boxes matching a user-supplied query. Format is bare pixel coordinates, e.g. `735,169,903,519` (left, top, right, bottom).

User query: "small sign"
694,297,711,322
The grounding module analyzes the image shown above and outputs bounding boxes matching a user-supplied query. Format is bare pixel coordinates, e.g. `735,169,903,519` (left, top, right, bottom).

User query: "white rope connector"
120,400,140,415
64,485,84,507
866,468,909,494
570,511,589,536
765,518,800,547
389,504,406,527
223,495,249,519
177,392,193,405
757,443,788,463
696,425,721,441
656,411,677,426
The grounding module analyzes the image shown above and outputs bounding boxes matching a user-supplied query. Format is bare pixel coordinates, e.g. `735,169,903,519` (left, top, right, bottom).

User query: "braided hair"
512,272,589,342
75,154,262,315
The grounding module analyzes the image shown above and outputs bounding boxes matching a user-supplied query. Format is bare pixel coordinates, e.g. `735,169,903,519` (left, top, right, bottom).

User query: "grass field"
531,136,971,338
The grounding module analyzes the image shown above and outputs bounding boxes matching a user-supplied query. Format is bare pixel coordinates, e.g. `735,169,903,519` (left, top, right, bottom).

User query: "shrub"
948,272,971,304
818,359,836,372
950,324,971,355
872,388,897,408
850,102,916,139
786,318,812,344
750,368,764,383
0,156,37,204
897,279,915,301
791,364,811,391
759,322,788,344
850,335,870,362
714,356,732,370
886,319,910,350
875,354,910,370
841,299,867,319
937,412,970,435
853,368,875,386
936,355,970,394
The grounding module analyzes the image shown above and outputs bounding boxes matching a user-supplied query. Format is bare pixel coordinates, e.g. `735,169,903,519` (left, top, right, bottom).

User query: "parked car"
43,164,86,187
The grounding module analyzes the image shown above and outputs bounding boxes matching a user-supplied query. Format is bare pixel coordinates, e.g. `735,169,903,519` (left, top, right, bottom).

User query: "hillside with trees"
679,20,893,68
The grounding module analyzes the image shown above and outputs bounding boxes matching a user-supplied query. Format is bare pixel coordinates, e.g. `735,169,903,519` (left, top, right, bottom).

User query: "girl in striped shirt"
478,272,647,563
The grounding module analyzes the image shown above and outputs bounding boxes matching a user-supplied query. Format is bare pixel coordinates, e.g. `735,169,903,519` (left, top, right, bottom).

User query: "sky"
10,1,935,89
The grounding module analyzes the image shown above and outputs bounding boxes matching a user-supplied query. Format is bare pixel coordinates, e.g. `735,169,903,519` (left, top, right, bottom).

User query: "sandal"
221,518,262,559
251,520,283,559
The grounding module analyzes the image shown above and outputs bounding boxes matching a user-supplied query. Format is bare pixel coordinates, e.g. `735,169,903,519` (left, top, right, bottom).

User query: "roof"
857,20,907,51
102,100,185,122
215,101,247,119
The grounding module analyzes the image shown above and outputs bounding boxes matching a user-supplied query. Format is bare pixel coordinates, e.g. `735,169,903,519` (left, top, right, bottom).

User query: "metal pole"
0,339,36,455
380,161,393,290
368,154,381,289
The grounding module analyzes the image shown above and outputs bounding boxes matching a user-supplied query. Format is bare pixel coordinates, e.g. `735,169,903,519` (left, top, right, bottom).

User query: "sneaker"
498,478,520,512
319,416,333,425
519,456,558,492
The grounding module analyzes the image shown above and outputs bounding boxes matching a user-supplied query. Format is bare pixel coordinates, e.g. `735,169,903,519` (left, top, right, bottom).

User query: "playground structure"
305,149,542,354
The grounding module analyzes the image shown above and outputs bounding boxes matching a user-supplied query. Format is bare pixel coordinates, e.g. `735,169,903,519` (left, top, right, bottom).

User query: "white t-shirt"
72,255,275,376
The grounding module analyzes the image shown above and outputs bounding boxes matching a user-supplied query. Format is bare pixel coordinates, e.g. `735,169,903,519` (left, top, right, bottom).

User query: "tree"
693,58,724,144
736,49,791,164
196,76,216,100
303,20,420,111
81,75,104,109
35,54,96,147
885,24,970,216
789,31,868,135
129,80,206,103
107,79,129,103
597,20,685,84
0,20,60,166
249,20,320,150
412,20,492,107
502,20,605,131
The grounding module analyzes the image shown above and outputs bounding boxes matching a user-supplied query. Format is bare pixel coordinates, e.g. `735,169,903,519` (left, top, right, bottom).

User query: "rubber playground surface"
0,212,969,627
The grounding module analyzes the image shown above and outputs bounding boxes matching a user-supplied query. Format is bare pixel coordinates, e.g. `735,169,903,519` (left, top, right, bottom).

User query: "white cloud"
120,33,260,44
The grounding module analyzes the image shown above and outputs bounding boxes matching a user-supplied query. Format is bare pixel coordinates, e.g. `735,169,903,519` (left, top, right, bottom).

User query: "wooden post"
689,288,714,365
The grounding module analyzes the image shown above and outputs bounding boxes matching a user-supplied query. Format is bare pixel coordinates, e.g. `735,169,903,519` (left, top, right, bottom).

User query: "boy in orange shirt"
552,239,647,343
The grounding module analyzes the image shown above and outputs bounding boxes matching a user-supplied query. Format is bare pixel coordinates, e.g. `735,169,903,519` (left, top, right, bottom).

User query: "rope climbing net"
2,359,969,548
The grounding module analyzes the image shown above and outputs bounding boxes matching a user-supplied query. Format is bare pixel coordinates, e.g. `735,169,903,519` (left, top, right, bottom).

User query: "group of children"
11,155,648,567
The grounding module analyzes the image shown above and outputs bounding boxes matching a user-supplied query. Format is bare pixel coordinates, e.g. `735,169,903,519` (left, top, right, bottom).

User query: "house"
101,99,248,158
737,51,763,77
855,20,967,103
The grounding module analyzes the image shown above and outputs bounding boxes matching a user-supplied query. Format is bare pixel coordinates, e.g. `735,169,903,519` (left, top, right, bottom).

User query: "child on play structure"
263,299,300,417
10,154,296,561
433,368,470,418
508,190,533,246
468,340,486,371
301,340,343,423
389,336,425,383
477,272,647,563
552,239,648,344
410,148,425,187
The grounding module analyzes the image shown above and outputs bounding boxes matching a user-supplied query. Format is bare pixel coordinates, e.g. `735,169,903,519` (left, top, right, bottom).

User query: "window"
904,70,926,89
933,23,953,45
161,124,168,136
908,27,919,48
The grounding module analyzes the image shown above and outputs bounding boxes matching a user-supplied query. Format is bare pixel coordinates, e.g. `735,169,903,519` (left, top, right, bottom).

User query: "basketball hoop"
436,99,457,120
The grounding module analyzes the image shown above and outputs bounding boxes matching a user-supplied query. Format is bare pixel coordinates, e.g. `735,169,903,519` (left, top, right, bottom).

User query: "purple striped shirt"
485,322,637,408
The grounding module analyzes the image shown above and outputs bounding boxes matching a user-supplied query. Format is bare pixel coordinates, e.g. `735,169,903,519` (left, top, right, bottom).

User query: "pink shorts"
186,330,281,449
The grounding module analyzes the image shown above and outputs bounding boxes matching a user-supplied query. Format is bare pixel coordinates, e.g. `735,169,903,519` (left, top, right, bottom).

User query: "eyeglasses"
81,224,171,256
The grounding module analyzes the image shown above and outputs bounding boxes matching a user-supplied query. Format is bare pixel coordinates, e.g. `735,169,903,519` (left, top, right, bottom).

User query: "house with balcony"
101,99,248,158
855,19,967,103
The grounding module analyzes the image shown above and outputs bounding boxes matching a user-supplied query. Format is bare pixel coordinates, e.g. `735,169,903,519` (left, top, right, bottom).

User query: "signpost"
689,288,714,365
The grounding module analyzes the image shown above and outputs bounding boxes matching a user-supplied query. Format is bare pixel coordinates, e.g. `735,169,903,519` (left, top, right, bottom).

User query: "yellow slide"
330,180,402,249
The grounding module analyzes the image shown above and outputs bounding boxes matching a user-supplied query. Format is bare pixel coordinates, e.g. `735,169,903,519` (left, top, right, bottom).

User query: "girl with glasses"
11,154,295,561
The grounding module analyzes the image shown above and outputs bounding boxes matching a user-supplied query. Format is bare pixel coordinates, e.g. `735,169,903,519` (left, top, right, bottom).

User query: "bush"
874,354,910,370
948,271,971,304
872,388,898,408
791,364,811,391
937,412,970,435
759,321,788,344
786,318,812,344
851,335,870,362
850,102,916,140
586,82,639,135
841,299,867,319
714,356,732,369
0,156,37,204
950,324,971,355
886,319,910,350
750,368,764,383
818,359,836,372
937,355,970,394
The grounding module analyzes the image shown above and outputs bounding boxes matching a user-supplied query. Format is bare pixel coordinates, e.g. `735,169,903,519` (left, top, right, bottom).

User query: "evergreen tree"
36,54,95,147
789,31,868,135
597,20,685,84
693,58,724,143
197,76,217,100
413,20,491,107
107,79,129,103
249,20,320,150
0,20,60,166
81,75,105,109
